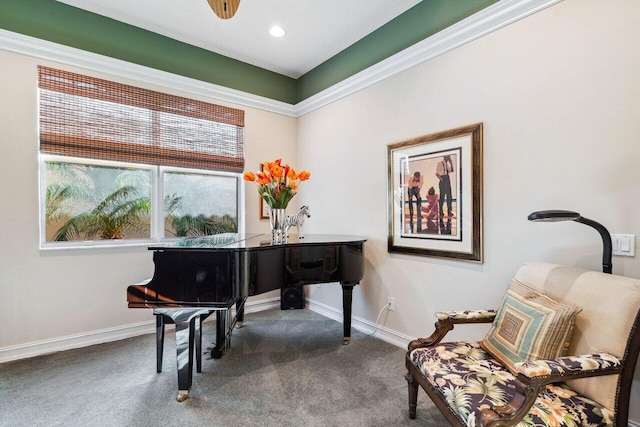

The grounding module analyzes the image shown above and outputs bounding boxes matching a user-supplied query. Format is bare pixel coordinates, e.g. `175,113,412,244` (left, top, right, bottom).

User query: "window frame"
39,154,244,250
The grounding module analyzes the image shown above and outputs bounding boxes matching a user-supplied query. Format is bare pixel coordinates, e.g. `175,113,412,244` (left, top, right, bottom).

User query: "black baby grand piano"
127,233,366,401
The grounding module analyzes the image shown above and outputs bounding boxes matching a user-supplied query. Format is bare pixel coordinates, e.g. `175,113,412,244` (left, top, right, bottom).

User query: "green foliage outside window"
45,162,152,241
44,161,238,245
163,171,238,237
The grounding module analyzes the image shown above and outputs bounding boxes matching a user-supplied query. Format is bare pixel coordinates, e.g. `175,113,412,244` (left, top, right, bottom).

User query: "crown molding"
295,0,564,116
0,0,562,118
0,28,297,117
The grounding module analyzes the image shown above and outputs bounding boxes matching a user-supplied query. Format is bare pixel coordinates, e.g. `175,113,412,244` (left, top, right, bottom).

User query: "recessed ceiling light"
269,26,285,38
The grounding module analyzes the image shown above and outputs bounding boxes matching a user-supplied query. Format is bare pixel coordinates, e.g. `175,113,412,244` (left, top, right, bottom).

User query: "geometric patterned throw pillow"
481,279,582,374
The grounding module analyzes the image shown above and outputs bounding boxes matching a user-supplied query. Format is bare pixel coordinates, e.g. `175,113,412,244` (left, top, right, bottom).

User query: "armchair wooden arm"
478,353,623,427
408,309,496,352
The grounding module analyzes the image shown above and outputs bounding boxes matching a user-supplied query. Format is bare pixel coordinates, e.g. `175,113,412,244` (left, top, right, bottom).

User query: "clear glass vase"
268,207,287,244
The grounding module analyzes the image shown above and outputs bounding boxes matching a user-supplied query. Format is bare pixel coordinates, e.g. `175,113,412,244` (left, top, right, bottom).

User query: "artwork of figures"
387,123,483,262
401,150,460,238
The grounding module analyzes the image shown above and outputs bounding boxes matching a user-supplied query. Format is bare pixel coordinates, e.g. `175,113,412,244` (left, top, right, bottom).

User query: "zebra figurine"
285,206,311,238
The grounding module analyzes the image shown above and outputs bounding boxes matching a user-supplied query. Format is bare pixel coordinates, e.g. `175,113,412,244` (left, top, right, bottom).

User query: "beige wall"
2,0,640,421
0,51,296,353
298,0,640,421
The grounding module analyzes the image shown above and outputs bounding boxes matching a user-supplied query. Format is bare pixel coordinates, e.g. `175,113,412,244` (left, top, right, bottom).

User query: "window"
163,169,239,237
38,67,245,249
42,157,154,244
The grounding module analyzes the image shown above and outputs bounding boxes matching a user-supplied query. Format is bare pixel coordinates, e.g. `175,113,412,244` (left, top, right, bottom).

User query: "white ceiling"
57,0,421,78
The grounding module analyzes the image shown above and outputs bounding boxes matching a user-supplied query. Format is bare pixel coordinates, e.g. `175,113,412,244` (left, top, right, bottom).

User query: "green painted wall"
297,0,499,101
0,0,499,105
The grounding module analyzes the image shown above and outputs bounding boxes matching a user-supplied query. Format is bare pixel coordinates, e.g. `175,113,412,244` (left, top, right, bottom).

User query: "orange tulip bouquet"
243,159,311,209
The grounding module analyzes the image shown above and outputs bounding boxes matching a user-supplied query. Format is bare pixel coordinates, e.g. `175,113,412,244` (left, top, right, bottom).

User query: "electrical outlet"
387,297,395,311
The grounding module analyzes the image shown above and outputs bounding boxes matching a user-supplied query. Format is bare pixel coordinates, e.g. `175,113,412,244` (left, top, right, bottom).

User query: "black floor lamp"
527,210,612,274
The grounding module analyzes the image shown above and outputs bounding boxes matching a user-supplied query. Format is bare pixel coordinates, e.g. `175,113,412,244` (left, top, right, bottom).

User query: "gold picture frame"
260,197,269,219
387,123,483,262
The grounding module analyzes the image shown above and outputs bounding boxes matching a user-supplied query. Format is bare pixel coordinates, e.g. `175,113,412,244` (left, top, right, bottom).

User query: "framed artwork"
260,197,269,219
387,123,483,262
259,164,269,219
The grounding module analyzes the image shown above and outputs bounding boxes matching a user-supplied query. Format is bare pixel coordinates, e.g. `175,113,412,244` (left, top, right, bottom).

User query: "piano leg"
211,310,226,359
341,284,355,345
235,297,246,328
211,298,245,358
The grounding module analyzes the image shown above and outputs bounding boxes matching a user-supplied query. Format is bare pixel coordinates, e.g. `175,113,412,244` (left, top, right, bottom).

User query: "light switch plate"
612,234,635,257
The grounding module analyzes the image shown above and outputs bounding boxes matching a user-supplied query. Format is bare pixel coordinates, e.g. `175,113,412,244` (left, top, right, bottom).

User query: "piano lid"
152,233,261,249
149,233,367,251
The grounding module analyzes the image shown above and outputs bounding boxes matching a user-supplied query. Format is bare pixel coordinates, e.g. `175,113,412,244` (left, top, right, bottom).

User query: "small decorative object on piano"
244,159,310,243
285,205,310,239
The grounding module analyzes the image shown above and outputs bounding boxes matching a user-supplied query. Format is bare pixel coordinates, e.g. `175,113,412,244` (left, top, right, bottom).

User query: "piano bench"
154,311,212,373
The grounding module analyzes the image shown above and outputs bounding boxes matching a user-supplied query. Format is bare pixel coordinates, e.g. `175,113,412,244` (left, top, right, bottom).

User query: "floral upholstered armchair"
405,262,640,426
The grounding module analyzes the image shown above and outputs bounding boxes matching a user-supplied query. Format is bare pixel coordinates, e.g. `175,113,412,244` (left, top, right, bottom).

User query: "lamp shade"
527,210,581,222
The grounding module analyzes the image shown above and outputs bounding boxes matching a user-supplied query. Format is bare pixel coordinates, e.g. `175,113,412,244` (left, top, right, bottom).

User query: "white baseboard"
0,296,407,364
0,297,280,364
0,320,154,364
305,299,412,349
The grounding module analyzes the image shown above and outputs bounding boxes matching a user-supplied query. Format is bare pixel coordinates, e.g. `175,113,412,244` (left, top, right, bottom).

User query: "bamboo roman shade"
38,66,245,172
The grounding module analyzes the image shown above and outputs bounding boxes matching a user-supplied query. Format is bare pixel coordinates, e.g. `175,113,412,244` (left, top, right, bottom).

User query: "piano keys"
127,233,366,401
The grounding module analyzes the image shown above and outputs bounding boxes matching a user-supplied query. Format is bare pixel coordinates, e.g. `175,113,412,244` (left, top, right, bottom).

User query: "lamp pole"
527,210,612,274
573,216,612,274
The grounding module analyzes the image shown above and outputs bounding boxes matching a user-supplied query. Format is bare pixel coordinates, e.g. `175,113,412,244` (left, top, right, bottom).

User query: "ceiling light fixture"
269,26,286,38
207,0,241,20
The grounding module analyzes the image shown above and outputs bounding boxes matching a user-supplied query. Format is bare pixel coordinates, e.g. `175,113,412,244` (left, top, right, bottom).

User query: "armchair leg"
405,372,418,419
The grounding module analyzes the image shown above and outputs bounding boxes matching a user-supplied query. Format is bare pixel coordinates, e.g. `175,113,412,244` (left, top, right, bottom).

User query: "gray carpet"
0,308,447,427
